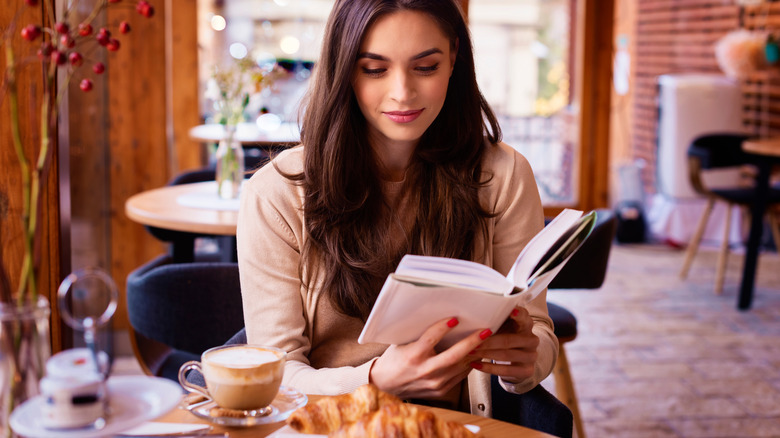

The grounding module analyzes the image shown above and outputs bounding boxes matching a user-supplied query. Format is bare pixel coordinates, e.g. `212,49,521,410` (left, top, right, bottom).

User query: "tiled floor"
546,243,780,438
115,243,780,437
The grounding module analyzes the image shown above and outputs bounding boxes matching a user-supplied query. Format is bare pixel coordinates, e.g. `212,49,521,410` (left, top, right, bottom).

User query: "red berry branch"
16,0,154,94
1,0,155,305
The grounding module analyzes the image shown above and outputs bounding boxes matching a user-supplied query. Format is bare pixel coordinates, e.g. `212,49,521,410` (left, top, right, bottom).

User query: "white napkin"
266,424,325,437
119,421,211,436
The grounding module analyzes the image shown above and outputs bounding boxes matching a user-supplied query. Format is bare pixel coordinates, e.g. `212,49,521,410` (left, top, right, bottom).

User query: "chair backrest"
687,133,751,196
547,209,618,290
126,255,245,357
169,167,216,185
688,133,751,170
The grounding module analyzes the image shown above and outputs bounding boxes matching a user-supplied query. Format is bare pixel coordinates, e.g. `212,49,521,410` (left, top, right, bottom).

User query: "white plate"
185,386,307,427
10,375,182,438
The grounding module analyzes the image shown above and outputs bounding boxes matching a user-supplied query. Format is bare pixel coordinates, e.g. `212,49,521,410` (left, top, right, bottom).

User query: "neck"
369,134,417,183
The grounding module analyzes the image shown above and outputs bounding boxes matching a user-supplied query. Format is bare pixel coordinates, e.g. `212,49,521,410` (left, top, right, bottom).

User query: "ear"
450,38,459,75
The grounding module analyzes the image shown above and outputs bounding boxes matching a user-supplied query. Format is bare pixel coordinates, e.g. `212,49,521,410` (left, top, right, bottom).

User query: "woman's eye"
415,63,440,74
361,67,386,77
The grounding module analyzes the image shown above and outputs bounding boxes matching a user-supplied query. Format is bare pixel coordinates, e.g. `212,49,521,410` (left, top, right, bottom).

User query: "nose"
389,70,415,103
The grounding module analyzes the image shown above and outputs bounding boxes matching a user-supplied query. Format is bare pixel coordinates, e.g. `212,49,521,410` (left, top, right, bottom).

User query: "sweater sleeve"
485,143,559,394
236,149,379,395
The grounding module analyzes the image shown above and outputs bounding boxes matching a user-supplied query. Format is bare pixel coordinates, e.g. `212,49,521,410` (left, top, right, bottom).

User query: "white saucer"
10,375,182,438
185,386,307,427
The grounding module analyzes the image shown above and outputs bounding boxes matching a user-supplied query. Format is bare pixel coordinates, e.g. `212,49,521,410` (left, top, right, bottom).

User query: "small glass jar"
40,348,108,430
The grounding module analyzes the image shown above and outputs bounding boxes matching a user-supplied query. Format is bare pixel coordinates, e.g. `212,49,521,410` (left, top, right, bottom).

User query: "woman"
237,0,558,418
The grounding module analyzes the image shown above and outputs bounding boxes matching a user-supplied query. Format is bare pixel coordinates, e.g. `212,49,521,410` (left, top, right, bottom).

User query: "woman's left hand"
468,306,539,382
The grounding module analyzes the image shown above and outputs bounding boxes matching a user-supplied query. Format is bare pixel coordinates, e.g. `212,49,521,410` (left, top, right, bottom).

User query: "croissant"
287,384,402,434
329,402,476,438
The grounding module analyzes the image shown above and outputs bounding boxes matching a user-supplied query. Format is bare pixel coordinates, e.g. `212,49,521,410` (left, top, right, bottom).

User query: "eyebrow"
357,48,443,61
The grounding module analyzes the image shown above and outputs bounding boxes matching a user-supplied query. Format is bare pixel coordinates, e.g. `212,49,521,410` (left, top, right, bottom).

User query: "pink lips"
384,109,423,123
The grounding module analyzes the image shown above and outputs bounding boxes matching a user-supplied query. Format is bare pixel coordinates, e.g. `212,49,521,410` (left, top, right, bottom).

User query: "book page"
506,209,584,290
395,255,512,294
527,210,596,285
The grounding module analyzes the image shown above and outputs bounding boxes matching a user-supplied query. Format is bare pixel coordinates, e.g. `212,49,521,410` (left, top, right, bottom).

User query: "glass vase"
0,297,51,438
215,128,245,200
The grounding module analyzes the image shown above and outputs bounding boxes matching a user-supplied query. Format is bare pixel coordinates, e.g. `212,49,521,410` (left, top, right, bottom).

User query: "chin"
379,126,428,144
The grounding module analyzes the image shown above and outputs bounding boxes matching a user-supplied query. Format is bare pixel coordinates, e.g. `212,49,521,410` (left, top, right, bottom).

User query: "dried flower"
1,0,155,305
206,57,282,128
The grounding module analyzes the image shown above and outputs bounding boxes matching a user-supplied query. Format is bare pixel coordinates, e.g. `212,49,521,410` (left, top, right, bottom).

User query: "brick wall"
632,1,780,197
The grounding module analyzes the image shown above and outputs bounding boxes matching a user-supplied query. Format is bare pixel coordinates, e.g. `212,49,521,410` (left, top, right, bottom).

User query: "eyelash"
360,63,440,77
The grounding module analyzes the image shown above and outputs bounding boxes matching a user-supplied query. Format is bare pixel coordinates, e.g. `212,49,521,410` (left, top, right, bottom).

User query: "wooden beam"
108,1,169,331
576,0,615,211
167,0,203,174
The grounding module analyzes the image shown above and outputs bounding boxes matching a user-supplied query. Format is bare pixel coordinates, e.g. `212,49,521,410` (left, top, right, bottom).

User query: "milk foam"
207,347,279,367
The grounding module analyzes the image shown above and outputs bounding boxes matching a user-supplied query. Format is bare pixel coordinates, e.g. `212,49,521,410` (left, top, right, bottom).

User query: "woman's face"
352,10,456,152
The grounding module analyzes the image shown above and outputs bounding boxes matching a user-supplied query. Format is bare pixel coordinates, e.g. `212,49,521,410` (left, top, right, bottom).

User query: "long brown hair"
289,0,502,319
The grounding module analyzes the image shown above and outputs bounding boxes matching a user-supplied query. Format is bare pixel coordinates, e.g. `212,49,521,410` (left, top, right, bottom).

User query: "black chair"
126,254,245,381
546,208,618,438
679,133,780,294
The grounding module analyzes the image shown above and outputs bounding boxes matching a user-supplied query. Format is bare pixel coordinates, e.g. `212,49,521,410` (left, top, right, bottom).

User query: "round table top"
153,394,555,438
189,122,300,145
742,137,780,157
125,181,238,236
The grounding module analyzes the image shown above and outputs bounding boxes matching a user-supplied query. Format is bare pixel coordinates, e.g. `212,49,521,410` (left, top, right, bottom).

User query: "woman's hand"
369,317,484,399
468,306,539,383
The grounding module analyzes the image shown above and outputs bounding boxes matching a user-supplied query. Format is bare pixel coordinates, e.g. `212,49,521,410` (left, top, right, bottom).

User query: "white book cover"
358,209,596,349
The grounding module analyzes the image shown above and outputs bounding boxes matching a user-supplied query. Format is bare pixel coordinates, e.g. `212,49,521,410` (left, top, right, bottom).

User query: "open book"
358,209,597,349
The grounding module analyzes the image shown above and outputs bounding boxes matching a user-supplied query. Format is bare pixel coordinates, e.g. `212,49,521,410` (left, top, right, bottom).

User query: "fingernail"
511,308,519,317
479,329,492,340
447,317,459,328
470,361,483,370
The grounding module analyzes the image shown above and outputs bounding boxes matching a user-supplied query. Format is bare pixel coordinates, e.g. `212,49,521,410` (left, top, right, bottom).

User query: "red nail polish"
479,329,492,340
511,308,519,317
470,361,483,370
447,317,459,328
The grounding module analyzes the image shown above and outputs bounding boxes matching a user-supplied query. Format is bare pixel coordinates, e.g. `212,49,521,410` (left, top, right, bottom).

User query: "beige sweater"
236,142,558,418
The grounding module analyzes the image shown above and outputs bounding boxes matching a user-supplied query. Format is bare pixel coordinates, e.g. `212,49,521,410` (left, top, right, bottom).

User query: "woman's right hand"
368,317,485,399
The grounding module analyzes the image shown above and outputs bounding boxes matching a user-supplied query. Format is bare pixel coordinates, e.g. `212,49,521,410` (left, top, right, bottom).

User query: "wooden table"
189,122,300,146
152,395,556,438
125,181,239,262
125,181,238,236
189,122,299,171
739,137,780,310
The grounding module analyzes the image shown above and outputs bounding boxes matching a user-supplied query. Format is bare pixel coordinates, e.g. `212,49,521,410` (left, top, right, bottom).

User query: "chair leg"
714,203,733,295
680,198,715,280
554,343,585,438
768,209,780,254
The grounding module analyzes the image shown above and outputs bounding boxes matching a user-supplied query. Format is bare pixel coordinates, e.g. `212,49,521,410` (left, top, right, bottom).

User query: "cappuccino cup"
178,345,285,411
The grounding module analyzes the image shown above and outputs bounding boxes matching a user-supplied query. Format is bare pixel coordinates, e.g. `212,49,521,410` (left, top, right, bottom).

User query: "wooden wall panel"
107,3,169,329
168,0,204,174
1,0,62,348
102,0,202,333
